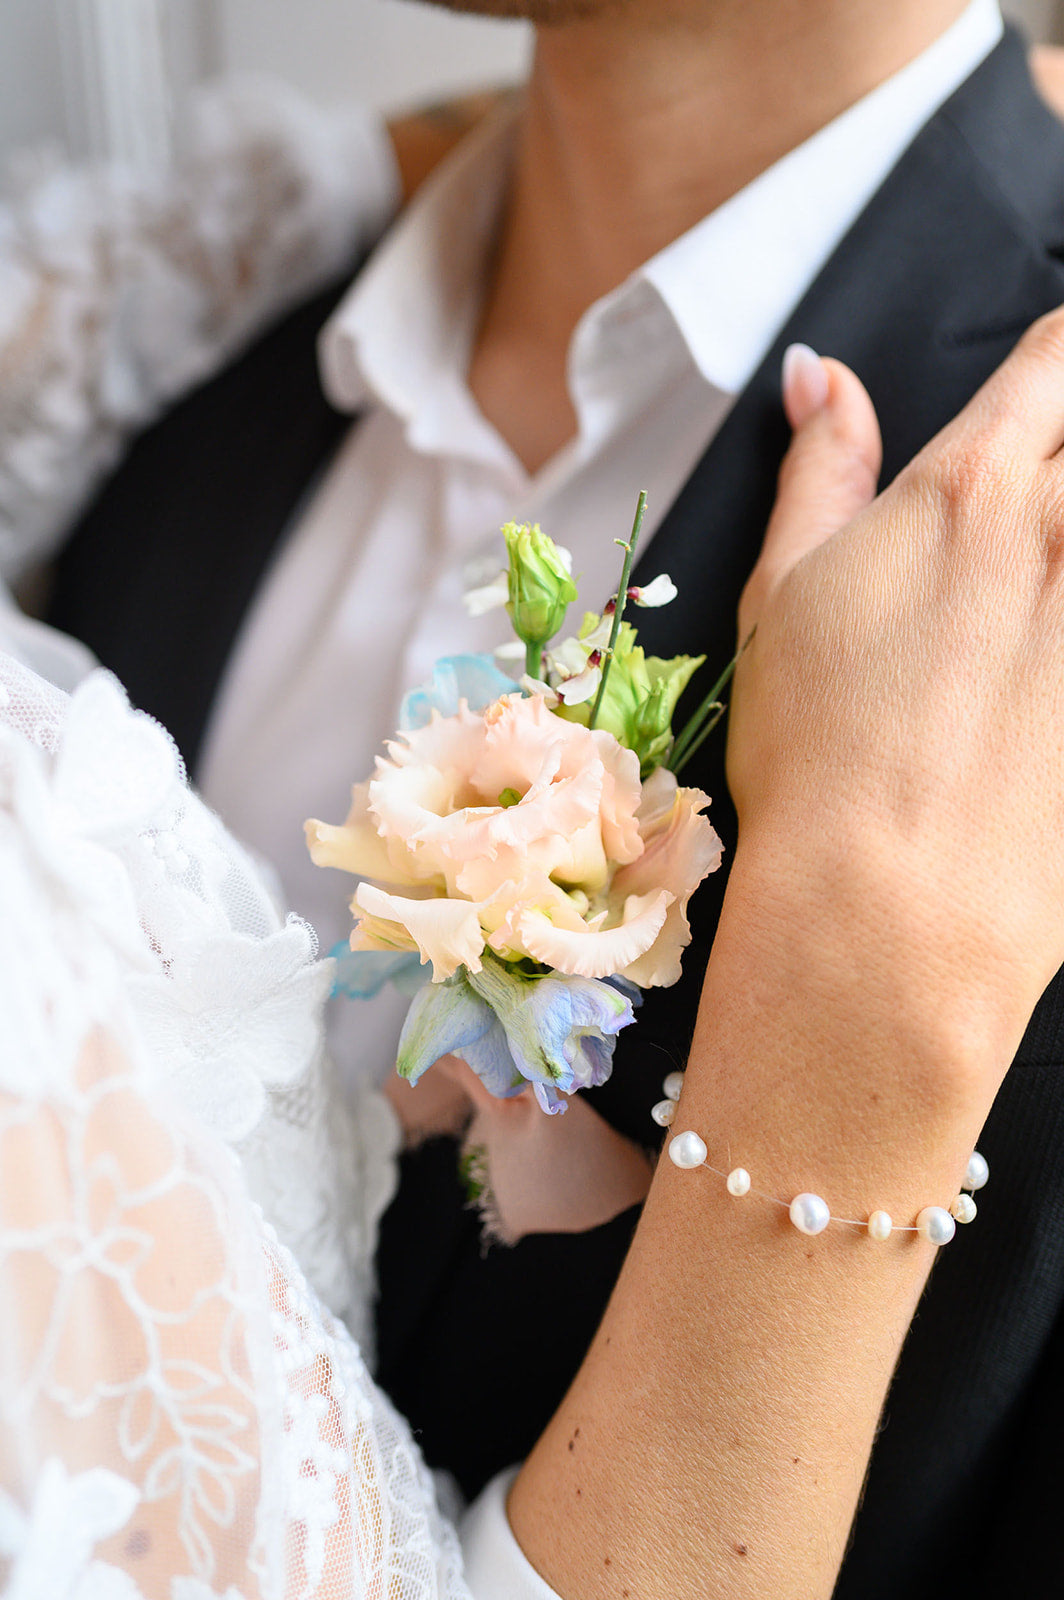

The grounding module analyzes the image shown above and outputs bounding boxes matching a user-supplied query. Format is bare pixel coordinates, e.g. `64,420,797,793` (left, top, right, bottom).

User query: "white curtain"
56,0,210,171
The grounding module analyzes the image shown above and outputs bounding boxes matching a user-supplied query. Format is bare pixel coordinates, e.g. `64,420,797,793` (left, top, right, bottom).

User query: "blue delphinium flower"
400,654,519,730
396,953,637,1114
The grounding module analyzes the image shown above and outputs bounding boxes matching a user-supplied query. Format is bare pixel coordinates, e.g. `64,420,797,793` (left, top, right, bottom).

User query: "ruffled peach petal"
418,764,600,862
471,693,573,797
611,783,723,986
442,804,609,894
473,696,643,867
453,819,610,899
479,876,600,962
304,817,401,885
591,730,643,864
354,884,487,981
368,704,488,842
635,764,681,832
349,911,419,956
517,890,673,979
387,701,487,778
619,900,692,988
307,782,440,889
369,757,479,843
617,783,722,903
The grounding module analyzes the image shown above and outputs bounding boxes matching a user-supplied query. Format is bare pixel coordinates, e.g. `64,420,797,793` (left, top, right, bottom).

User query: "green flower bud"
631,653,704,775
503,522,578,651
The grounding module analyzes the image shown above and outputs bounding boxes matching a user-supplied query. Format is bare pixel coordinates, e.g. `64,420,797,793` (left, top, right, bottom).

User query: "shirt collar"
321,0,1002,435
319,106,518,464
639,0,1003,393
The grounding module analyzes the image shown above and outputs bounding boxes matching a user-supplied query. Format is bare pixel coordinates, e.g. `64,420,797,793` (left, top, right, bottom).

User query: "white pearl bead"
726,1167,751,1197
916,1205,956,1246
964,1151,989,1192
662,1071,685,1103
867,1210,893,1241
789,1193,830,1235
651,1099,676,1128
668,1131,707,1170
950,1193,977,1224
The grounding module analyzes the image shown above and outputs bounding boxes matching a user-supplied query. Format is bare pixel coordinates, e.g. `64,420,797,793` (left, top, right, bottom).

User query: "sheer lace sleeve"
0,77,398,581
0,652,491,1597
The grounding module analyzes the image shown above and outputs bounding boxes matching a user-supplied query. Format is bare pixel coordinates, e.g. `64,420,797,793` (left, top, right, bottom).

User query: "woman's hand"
727,319,1064,1120
512,308,1064,1600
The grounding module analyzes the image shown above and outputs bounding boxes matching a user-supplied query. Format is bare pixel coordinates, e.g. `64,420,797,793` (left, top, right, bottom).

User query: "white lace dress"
0,85,562,1599
0,643,557,1600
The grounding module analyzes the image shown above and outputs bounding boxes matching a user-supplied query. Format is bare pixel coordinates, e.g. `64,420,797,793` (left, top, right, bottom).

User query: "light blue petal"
533,1081,570,1115
329,944,425,1000
602,973,643,1010
567,1028,616,1092
396,972,522,1093
465,957,636,1111
399,654,519,729
454,1015,526,1099
521,973,633,1094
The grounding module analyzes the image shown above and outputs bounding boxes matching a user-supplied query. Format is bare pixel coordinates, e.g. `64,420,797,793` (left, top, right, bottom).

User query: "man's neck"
468,0,971,472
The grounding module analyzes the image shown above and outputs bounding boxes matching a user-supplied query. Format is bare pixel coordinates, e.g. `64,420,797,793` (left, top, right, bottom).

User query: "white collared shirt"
198,0,1003,1091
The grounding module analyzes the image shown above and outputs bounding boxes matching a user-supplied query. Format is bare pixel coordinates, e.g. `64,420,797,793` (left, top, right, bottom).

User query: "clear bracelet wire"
652,1072,988,1244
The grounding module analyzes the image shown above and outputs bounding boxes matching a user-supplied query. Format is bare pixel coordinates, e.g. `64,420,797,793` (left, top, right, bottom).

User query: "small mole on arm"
735,1542,748,1557
126,1529,151,1559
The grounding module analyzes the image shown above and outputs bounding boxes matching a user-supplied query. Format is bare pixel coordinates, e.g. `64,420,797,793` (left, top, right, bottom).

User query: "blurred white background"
0,0,1060,163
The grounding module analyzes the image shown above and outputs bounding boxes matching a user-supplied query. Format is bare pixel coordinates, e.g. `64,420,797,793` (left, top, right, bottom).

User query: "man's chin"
417,0,623,22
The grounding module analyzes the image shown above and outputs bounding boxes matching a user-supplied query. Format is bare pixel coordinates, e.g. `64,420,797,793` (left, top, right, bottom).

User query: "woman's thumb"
739,347,883,637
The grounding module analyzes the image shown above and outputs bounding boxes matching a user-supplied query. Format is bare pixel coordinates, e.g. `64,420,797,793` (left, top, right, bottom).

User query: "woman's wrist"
679,851,1002,1212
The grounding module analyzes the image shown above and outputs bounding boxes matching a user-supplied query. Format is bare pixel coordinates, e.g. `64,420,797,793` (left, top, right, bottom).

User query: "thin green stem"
670,703,727,777
588,490,648,731
525,640,543,680
667,628,755,773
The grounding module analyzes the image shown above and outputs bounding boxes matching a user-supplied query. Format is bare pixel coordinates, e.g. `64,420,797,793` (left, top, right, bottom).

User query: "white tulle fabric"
0,651,476,1599
0,76,398,581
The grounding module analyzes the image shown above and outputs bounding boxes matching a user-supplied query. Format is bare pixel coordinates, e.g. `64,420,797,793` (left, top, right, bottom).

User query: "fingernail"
782,343,829,428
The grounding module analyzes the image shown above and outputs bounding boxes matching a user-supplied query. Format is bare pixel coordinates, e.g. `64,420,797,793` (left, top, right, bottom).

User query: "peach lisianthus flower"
306,692,720,988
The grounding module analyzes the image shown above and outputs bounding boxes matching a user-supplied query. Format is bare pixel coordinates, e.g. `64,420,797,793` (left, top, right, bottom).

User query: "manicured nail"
782,343,829,428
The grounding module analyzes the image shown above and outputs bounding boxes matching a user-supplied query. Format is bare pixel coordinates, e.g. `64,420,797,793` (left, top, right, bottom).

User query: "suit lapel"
629,25,1064,916
617,33,1064,1600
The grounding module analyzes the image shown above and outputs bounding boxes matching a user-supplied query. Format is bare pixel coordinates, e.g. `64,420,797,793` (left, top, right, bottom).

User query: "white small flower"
463,571,509,617
631,574,677,607
545,637,588,680
519,674,561,707
581,614,614,652
556,666,602,706
493,640,527,663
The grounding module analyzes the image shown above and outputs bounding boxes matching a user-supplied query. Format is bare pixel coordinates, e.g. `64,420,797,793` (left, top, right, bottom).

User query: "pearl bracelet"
652,1071,988,1245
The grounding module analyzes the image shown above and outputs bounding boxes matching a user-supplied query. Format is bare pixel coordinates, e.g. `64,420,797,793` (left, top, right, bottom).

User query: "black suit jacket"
49,30,1064,1597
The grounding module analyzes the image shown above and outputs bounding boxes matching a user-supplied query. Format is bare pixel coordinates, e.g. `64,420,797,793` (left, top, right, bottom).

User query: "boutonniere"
306,495,736,1119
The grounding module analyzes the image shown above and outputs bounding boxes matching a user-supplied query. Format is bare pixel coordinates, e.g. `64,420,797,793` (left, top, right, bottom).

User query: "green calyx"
558,613,704,777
